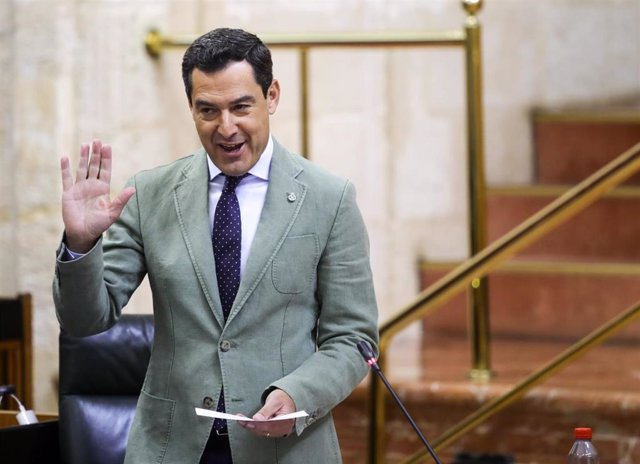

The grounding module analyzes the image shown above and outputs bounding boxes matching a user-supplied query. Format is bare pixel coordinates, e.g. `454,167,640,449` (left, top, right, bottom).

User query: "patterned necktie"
212,173,247,320
211,173,247,434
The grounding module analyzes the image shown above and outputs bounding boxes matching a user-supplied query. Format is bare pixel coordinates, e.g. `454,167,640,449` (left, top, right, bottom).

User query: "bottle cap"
574,427,592,439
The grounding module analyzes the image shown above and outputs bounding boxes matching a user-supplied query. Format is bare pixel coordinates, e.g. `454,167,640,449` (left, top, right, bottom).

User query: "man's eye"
200,108,217,118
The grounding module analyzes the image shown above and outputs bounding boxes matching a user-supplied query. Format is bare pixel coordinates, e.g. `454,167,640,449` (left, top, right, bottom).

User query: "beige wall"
0,0,17,297
1,0,638,411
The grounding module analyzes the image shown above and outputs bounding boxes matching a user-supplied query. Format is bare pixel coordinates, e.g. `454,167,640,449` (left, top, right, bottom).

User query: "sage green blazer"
53,140,379,464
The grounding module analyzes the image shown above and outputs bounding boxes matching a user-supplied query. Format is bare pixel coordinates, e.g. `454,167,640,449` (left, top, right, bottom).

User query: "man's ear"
267,79,281,115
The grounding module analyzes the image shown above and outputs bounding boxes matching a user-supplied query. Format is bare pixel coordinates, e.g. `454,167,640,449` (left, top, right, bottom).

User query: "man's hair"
181,28,273,103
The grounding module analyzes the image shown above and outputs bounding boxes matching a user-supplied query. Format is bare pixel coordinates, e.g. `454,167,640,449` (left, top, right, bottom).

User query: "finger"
88,140,103,178
253,411,269,421
109,187,136,219
257,389,296,420
98,144,112,183
256,419,294,438
60,157,73,192
235,413,249,421
237,415,251,430
75,143,90,182
235,413,249,426
241,416,294,437
256,398,279,420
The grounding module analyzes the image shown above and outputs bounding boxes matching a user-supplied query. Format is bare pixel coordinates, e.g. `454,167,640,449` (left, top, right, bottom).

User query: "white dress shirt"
207,136,272,277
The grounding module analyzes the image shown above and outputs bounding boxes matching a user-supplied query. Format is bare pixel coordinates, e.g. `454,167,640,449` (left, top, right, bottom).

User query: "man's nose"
218,113,237,138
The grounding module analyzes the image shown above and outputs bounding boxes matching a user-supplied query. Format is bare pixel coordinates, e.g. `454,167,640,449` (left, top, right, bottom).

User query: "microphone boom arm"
357,341,442,464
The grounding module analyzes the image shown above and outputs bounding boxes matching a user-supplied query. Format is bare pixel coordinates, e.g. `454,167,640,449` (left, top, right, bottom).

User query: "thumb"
253,401,278,421
110,187,136,217
254,389,296,420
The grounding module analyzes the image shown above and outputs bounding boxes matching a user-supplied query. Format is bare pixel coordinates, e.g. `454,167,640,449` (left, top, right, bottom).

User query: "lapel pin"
286,192,297,202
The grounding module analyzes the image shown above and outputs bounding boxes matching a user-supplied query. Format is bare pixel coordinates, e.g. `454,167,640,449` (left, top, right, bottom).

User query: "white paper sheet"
195,408,308,421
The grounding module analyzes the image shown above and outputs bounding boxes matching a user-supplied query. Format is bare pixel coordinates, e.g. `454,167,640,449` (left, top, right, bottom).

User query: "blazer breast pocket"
272,234,320,294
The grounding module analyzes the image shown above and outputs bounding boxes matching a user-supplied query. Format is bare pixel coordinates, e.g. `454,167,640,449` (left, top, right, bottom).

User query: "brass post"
144,29,163,58
462,0,491,380
299,48,310,158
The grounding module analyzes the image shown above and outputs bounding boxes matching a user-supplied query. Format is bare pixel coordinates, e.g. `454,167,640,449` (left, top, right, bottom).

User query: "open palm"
60,140,135,253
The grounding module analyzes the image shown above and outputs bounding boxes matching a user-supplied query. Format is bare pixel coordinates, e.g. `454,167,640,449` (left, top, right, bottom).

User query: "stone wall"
0,0,17,296
0,0,638,411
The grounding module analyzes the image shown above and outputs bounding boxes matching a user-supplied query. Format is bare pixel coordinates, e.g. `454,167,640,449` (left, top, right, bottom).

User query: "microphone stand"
358,341,442,464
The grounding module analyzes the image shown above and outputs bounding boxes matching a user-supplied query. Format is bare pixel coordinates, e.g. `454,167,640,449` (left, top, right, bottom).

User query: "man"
53,28,378,464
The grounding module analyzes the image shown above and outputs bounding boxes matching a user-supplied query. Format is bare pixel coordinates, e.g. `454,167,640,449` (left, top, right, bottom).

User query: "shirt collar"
207,135,273,181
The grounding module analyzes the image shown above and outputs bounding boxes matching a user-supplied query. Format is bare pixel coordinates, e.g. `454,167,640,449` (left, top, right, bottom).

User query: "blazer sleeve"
267,180,379,435
52,176,146,336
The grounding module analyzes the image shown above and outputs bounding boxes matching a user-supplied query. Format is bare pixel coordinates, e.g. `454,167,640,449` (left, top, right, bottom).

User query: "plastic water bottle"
567,427,599,463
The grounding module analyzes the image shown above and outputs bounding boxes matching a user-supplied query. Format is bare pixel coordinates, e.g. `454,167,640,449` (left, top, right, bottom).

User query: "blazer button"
203,396,214,408
220,340,232,352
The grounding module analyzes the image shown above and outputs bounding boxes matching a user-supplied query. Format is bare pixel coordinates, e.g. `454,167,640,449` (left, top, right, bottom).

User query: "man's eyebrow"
231,95,256,105
194,98,217,109
193,95,256,109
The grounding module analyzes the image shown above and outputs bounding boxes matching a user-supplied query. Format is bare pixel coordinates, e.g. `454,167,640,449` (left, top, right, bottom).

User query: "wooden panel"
0,294,33,409
0,410,58,428
420,266,640,341
534,120,640,185
487,192,640,262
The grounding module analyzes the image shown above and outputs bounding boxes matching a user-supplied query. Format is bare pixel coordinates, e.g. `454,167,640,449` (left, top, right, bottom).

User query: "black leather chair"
58,314,154,464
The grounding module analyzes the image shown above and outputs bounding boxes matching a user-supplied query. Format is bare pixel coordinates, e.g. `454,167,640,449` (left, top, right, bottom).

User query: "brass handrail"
144,26,469,159
144,28,465,159
371,141,640,463
144,30,466,55
402,298,640,463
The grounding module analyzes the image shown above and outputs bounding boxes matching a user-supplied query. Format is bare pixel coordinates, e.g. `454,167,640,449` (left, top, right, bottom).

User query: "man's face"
189,61,280,176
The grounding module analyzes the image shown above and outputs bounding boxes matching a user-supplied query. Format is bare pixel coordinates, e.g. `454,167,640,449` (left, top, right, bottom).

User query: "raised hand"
60,140,136,253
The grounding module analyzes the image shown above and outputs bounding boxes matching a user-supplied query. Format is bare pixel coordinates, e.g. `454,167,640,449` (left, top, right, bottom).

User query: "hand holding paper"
197,388,300,438
195,408,307,421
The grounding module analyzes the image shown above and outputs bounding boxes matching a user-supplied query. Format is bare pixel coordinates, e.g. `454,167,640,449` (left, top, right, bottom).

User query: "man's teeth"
220,143,243,152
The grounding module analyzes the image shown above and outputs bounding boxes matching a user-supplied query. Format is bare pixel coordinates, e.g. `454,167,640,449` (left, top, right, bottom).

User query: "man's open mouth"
219,142,244,153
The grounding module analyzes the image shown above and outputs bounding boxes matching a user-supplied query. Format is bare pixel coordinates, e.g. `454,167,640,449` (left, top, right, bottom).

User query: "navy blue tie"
213,174,247,320
211,174,247,434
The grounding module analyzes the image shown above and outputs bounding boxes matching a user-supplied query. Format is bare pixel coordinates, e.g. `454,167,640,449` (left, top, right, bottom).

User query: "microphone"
357,340,442,464
357,340,379,368
0,384,38,425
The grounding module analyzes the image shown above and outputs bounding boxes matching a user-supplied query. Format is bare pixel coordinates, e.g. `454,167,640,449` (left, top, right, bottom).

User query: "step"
420,260,640,341
333,334,640,464
487,186,640,262
533,108,640,185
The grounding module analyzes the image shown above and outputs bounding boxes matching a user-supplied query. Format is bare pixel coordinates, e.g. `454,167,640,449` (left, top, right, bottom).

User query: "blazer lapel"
173,150,225,327
228,141,307,323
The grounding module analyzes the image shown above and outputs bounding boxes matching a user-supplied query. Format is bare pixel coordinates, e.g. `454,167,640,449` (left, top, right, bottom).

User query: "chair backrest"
0,294,33,409
58,314,154,464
